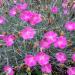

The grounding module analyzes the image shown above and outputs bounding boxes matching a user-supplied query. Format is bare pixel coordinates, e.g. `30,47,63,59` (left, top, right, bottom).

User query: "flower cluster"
24,52,52,73
40,31,67,49
9,2,28,17
19,10,42,25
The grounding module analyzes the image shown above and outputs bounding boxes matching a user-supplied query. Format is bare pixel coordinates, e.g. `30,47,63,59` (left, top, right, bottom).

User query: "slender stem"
28,72,31,75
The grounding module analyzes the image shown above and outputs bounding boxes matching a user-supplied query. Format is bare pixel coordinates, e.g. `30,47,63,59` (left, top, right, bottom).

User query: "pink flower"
63,9,69,15
54,36,67,49
39,39,51,49
19,26,36,40
72,4,75,9
15,3,28,12
55,52,67,63
51,6,58,14
13,0,17,4
39,31,57,49
24,54,36,67
67,67,75,75
43,31,58,43
3,66,14,75
0,16,6,25
0,34,5,39
35,52,50,66
62,3,67,8
9,7,17,17
41,64,52,73
65,21,75,31
0,0,3,7
19,10,33,22
3,34,15,47
72,53,75,62
29,12,42,25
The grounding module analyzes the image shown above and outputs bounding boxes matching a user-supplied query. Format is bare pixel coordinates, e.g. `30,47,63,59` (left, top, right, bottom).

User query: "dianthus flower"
29,12,42,25
0,16,6,25
55,52,67,63
19,10,33,22
43,31,58,43
0,34,5,39
3,34,16,47
41,64,52,73
39,38,51,49
0,0,3,7
51,6,58,14
72,53,75,62
35,52,50,66
19,26,36,40
24,54,37,67
65,21,75,31
3,66,14,75
54,36,67,49
67,67,75,75
9,7,17,17
15,3,28,12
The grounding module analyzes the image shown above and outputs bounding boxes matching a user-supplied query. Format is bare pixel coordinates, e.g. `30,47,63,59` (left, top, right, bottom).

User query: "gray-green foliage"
0,0,75,75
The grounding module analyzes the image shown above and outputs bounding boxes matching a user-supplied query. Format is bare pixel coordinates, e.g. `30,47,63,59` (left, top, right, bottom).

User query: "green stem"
28,72,31,75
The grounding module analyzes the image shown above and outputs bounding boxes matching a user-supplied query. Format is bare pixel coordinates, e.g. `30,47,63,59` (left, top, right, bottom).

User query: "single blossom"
9,2,28,16
0,16,6,25
15,3,28,12
63,9,69,15
54,36,67,49
72,53,75,62
29,12,42,25
43,31,58,43
3,34,16,47
19,10,33,22
24,54,37,67
39,38,51,49
19,26,36,40
3,66,14,75
35,52,50,66
67,67,75,75
51,6,58,14
9,7,17,17
0,34,5,39
55,52,67,63
72,4,75,9
65,21,75,31
62,2,67,8
41,64,52,73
